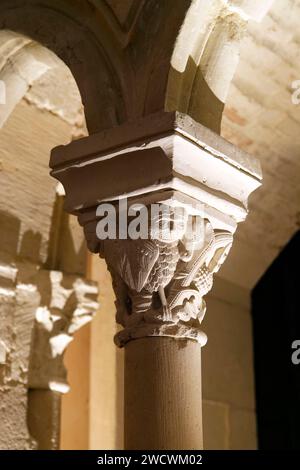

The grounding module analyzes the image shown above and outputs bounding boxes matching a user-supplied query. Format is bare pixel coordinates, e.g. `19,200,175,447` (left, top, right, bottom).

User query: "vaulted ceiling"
222,0,300,287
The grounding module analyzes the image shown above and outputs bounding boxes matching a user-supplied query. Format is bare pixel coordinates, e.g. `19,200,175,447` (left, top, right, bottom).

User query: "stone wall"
0,80,97,449
203,276,256,449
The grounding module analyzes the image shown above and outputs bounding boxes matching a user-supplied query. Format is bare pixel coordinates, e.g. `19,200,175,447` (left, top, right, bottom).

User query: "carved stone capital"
50,111,261,347
100,214,233,347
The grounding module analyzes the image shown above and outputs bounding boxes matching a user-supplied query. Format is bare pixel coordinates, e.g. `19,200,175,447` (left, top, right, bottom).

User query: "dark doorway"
252,231,300,449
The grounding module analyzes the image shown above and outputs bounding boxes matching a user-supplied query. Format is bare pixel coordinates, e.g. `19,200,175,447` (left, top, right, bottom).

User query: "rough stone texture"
0,283,35,449
0,384,34,449
222,0,300,288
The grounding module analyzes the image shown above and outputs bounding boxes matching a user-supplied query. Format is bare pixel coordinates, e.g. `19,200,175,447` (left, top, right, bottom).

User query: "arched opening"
0,29,110,450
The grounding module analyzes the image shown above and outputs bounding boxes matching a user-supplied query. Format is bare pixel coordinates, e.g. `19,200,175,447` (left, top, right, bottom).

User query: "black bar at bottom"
0,450,298,466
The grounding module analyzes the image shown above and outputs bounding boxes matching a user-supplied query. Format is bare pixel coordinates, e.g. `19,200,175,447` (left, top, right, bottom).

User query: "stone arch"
0,0,275,137
0,0,128,134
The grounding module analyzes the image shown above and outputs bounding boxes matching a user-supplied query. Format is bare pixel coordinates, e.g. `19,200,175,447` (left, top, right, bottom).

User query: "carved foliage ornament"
98,205,233,347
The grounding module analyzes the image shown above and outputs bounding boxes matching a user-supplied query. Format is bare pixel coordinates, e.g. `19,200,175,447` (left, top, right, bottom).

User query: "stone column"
50,111,261,449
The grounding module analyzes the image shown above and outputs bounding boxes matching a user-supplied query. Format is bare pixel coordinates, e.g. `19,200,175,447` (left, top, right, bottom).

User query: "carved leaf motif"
104,239,159,292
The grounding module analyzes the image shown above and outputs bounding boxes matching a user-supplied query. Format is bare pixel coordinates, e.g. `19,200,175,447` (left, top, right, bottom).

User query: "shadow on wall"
45,192,87,275
0,211,42,265
0,191,86,274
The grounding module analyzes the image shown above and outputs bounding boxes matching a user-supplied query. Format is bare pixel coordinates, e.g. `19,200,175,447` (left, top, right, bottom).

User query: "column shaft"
124,337,203,450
